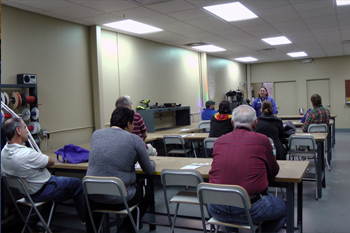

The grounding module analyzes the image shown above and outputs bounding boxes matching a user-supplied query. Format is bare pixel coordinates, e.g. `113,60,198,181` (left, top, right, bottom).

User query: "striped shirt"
132,112,147,141
301,105,330,132
209,127,280,196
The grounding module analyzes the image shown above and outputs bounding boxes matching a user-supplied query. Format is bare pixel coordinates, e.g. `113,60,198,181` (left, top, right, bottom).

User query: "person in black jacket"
209,100,234,137
255,100,288,160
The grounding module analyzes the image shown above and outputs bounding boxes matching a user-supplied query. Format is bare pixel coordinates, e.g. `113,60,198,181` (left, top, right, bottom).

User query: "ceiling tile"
161,21,204,34
185,16,232,31
167,8,209,21
135,14,178,26
145,0,197,13
82,14,124,25
111,6,161,18
76,0,138,13
49,5,104,19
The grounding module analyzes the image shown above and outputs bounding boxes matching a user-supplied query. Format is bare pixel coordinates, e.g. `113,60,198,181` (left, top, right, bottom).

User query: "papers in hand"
135,164,141,169
180,162,211,169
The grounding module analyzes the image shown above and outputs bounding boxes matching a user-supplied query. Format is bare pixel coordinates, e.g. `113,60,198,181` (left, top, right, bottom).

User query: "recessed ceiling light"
262,36,292,45
336,0,350,6
235,57,258,62
287,52,308,57
103,19,163,34
203,2,258,22
192,45,226,52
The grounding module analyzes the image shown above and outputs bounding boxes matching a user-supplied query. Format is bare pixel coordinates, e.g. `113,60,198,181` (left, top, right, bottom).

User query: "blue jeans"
31,175,85,222
208,193,286,233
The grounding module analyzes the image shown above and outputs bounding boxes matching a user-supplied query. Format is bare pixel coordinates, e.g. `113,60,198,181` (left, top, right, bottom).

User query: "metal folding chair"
289,135,319,200
197,120,211,133
163,135,195,157
82,176,140,233
203,138,217,158
2,174,55,233
308,123,331,171
197,183,261,233
161,169,204,232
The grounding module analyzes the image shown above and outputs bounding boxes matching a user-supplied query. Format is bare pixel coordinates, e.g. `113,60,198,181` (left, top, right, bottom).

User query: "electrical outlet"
42,129,48,137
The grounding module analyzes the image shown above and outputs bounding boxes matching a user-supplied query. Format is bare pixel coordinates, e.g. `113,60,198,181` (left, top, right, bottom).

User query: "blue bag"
55,144,89,164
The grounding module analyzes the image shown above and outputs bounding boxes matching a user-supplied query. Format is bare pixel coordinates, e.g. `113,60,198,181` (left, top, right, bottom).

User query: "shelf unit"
1,83,40,148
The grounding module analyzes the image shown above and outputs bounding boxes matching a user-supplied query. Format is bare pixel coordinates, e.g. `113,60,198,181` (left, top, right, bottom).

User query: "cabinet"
137,106,191,132
1,84,40,148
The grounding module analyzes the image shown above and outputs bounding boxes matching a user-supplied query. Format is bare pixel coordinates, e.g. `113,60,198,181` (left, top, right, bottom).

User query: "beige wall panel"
116,34,201,115
2,6,94,150
101,30,120,126
251,56,350,129
307,79,331,111
275,81,297,115
206,56,247,108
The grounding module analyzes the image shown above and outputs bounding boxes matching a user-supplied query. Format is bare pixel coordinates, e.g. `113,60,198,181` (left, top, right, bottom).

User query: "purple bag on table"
55,144,89,164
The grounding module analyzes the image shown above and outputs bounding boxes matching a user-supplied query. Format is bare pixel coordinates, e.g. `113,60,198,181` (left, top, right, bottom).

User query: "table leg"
316,141,324,199
286,182,295,233
147,176,156,231
297,181,303,233
327,128,331,166
332,117,335,148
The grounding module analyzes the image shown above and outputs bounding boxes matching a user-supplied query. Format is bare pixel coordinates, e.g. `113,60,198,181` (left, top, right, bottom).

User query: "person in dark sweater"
209,100,234,137
255,100,288,160
86,107,155,233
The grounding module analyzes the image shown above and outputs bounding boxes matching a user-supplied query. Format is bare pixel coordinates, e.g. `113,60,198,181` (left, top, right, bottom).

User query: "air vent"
261,48,276,51
342,40,350,44
184,42,208,47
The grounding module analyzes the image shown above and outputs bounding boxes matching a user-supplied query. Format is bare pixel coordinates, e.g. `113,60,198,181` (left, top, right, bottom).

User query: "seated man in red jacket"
208,105,286,233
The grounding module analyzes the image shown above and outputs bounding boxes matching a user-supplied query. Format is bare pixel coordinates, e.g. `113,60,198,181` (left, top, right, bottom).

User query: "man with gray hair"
115,96,147,141
115,96,157,156
208,105,286,233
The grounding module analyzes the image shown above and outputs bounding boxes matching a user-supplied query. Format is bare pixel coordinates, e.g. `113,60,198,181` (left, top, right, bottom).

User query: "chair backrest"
203,138,216,151
308,124,328,133
268,137,276,156
2,174,30,196
197,183,251,209
163,135,185,145
82,176,127,197
289,135,316,150
197,120,211,132
161,169,203,187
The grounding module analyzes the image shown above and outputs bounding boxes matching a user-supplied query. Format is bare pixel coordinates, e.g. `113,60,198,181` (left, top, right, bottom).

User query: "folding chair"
308,123,331,171
197,120,211,133
203,138,217,158
197,183,261,233
163,135,195,157
82,176,140,233
161,169,203,233
2,174,55,233
289,135,319,200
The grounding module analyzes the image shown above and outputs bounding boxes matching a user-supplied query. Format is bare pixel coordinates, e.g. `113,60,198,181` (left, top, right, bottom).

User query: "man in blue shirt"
201,100,218,120
251,87,278,117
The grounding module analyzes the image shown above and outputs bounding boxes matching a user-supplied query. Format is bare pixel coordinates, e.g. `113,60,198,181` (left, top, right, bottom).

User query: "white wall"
251,56,350,129
206,55,247,107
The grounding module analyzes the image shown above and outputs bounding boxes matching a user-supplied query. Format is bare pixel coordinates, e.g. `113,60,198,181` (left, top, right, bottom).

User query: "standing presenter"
252,87,278,117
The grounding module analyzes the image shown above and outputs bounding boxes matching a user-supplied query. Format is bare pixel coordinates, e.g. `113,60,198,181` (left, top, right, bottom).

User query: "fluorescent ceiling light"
235,57,258,62
103,19,163,34
203,2,258,22
262,36,292,45
287,52,308,57
192,45,226,52
336,0,350,6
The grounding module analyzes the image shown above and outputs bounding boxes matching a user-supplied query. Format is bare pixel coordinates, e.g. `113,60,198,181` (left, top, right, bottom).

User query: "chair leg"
171,203,180,233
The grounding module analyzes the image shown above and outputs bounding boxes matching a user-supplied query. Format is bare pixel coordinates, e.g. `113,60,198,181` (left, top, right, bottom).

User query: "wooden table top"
285,119,333,127
47,153,308,183
279,114,337,119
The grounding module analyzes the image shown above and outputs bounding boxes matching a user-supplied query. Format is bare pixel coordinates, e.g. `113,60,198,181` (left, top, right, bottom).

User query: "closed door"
307,79,331,112
275,81,297,115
